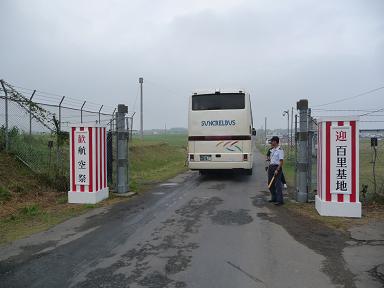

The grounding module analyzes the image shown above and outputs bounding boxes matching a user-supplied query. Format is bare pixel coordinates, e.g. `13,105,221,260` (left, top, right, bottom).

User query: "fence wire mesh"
0,81,121,191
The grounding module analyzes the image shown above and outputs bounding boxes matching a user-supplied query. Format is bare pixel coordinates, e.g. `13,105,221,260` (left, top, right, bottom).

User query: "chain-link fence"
0,80,123,191
292,107,384,202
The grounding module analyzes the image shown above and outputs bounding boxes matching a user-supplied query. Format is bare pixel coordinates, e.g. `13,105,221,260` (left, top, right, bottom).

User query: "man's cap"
270,136,280,143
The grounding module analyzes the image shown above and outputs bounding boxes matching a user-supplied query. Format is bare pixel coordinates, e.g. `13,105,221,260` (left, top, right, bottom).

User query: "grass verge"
0,134,188,245
283,201,384,232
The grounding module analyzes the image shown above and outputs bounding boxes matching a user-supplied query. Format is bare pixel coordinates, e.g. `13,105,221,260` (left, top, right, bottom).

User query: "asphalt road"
0,149,382,288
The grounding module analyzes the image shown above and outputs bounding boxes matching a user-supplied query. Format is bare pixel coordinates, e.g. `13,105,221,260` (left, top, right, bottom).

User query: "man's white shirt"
270,146,284,165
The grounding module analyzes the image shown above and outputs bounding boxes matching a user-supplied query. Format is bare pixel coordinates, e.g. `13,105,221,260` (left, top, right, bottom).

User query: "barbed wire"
4,81,116,111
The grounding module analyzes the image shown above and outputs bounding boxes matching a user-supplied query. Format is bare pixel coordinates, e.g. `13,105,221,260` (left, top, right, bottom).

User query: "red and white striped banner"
316,116,361,217
68,125,108,203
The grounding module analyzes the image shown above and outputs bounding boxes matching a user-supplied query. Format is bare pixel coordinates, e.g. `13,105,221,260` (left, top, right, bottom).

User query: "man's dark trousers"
268,164,283,204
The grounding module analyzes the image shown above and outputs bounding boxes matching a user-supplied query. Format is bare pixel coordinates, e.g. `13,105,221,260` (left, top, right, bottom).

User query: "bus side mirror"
252,128,256,136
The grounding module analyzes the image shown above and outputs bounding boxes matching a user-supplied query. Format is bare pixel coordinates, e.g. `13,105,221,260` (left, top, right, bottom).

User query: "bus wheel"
245,168,253,175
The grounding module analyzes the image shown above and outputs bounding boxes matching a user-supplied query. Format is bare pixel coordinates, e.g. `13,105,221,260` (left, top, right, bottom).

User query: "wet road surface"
0,149,381,287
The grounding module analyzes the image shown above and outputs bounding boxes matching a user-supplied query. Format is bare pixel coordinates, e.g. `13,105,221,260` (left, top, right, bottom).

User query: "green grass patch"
129,134,188,192
0,186,11,203
359,139,384,202
0,204,90,245
20,203,42,217
284,201,384,232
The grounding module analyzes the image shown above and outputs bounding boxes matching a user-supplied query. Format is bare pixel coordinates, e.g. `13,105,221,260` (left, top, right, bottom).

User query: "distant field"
131,134,187,147
359,139,384,201
129,134,188,191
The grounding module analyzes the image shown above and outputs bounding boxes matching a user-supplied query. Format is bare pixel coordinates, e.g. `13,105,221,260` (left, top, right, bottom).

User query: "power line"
313,114,384,117
360,107,384,117
312,108,379,112
313,85,384,108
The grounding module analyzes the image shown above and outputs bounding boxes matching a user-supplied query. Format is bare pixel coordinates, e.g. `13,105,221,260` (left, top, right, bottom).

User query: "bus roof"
192,89,248,95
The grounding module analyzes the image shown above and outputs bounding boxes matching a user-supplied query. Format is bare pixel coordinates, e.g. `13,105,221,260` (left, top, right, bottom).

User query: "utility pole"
296,99,309,203
139,77,144,139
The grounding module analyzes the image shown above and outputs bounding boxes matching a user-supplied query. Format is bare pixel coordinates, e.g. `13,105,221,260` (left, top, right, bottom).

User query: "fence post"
112,108,116,131
290,107,294,150
130,115,134,140
59,96,65,131
307,108,313,199
294,113,298,199
296,99,309,203
81,101,86,123
98,105,103,124
116,104,129,193
0,80,9,151
29,90,36,136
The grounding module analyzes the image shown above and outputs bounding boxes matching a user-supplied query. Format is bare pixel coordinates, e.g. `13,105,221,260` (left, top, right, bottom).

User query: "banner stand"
316,116,361,218
68,124,109,204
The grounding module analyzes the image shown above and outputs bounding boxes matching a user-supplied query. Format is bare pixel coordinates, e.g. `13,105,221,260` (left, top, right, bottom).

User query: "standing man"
268,136,284,206
266,145,287,189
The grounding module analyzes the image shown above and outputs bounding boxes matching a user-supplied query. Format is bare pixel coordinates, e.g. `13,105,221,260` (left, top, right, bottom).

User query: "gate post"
116,104,129,194
296,99,309,203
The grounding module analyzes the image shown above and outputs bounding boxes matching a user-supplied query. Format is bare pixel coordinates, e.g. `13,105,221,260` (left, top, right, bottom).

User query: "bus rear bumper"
188,161,252,170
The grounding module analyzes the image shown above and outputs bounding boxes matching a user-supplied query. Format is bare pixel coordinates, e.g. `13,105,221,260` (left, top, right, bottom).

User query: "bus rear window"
192,93,245,110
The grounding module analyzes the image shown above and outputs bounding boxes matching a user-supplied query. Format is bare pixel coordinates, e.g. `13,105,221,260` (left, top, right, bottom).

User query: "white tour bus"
188,89,256,175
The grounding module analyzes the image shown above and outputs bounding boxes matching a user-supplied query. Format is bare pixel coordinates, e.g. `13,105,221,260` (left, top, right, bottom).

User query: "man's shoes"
268,200,276,203
274,202,284,206
284,184,288,189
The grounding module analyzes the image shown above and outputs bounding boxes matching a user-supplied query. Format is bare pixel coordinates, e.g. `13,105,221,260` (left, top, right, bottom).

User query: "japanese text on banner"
331,126,351,194
75,131,89,185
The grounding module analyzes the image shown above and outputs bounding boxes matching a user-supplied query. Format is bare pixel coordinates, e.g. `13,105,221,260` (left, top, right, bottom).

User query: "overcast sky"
1,0,383,130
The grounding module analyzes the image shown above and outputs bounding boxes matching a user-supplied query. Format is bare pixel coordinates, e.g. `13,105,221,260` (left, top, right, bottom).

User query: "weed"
20,204,41,217
9,183,25,193
0,186,11,202
56,195,68,204
129,179,138,192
